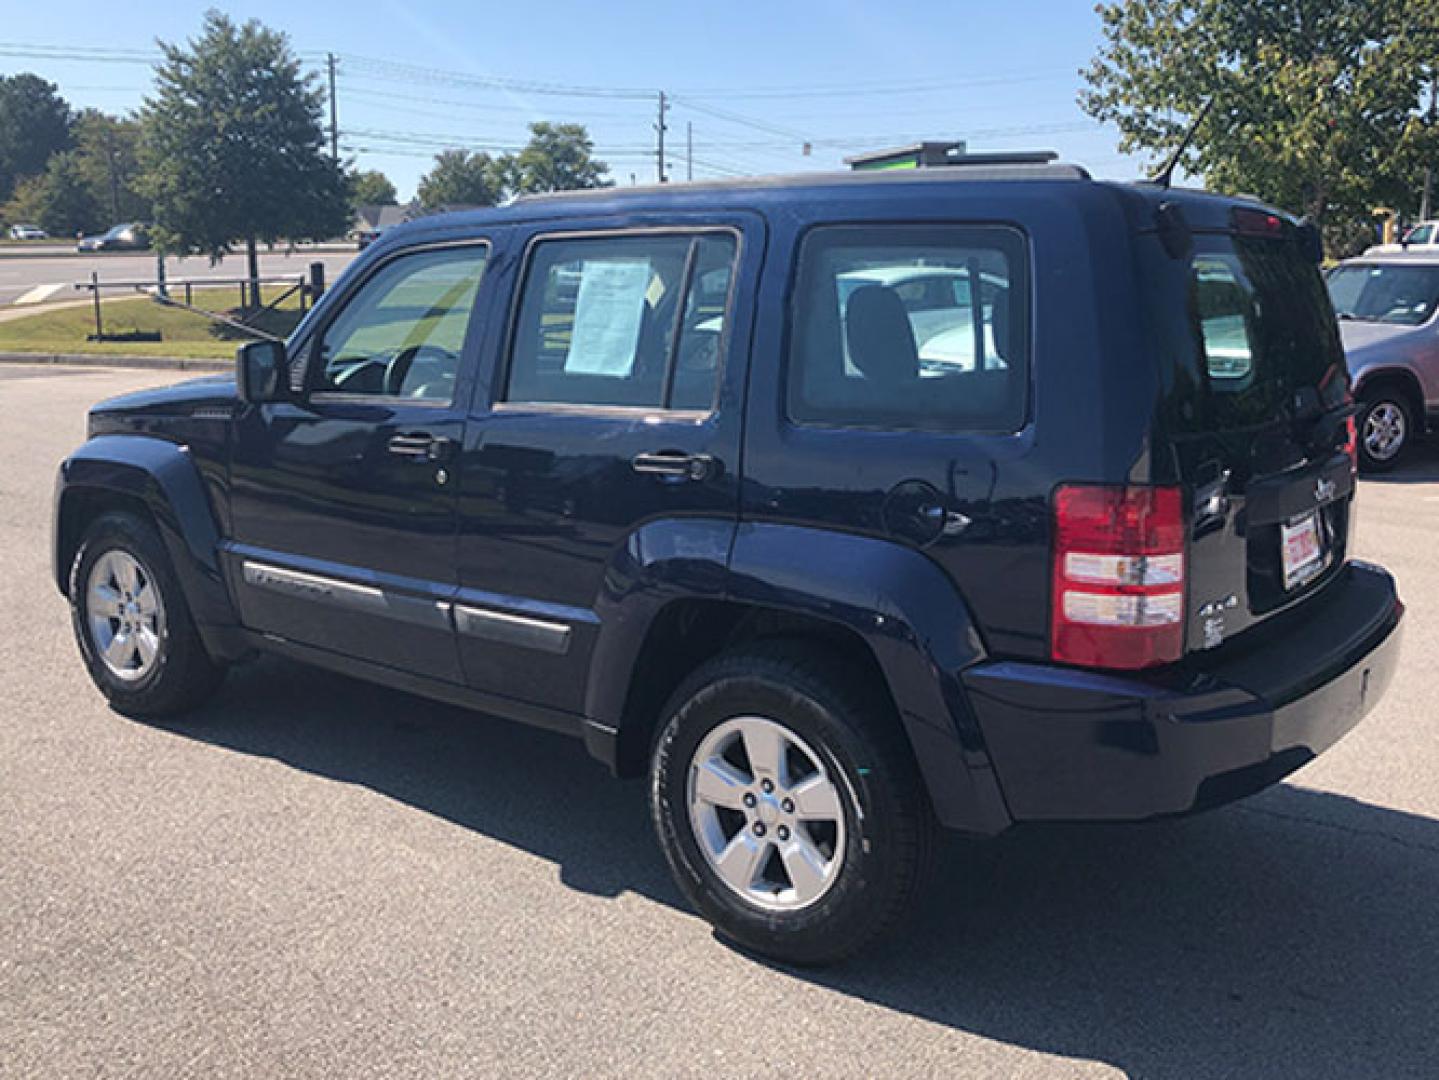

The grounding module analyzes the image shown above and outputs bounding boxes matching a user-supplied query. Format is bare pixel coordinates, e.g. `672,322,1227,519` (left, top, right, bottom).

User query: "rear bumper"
963,562,1403,822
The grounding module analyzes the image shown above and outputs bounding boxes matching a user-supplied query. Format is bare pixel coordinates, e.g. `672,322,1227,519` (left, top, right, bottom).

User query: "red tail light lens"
1051,484,1186,669
1232,207,1286,238
1343,414,1357,470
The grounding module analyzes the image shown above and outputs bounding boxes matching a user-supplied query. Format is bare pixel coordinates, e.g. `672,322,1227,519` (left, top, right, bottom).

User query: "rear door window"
788,225,1029,431
505,232,736,411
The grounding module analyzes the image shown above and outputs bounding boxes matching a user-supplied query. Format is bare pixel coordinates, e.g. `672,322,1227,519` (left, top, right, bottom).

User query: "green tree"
140,11,349,303
0,73,73,201
350,168,398,208
416,149,505,209
511,122,611,194
1080,0,1439,253
2,151,103,236
73,110,149,224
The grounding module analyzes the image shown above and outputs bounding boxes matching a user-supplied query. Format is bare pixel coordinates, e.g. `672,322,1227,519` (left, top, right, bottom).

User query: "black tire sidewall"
1357,392,1412,472
651,658,922,964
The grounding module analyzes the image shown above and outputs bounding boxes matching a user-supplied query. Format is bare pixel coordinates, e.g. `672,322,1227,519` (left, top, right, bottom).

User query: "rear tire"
1356,389,1414,472
649,641,935,966
69,511,225,718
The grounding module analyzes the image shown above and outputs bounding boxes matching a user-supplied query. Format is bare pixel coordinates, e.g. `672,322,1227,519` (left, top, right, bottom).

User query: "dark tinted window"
788,226,1029,431
506,233,736,410
1189,235,1345,428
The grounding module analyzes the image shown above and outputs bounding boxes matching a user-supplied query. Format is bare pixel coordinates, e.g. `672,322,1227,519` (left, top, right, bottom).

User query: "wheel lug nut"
742,793,757,808
781,798,794,813
753,823,766,837
761,779,774,793
777,826,790,841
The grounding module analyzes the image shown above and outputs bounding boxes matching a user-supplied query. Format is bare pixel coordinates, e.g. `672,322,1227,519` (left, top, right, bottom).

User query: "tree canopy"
139,10,349,262
350,169,398,208
1081,0,1439,251
416,150,506,210
416,122,611,210
0,73,73,202
74,110,149,224
511,122,611,195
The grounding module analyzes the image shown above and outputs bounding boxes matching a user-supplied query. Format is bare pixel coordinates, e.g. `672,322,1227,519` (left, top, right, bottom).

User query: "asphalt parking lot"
2,366,1437,1079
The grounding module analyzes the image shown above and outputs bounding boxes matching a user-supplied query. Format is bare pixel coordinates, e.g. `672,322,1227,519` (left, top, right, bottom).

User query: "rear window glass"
1327,263,1439,327
788,225,1029,431
1188,234,1344,428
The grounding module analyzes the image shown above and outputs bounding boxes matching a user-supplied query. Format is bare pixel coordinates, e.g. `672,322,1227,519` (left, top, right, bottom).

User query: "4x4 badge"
1315,476,1336,503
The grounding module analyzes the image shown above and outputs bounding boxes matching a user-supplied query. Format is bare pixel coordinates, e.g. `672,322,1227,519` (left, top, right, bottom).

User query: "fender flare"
584,518,1011,835
1353,366,1428,424
54,435,241,652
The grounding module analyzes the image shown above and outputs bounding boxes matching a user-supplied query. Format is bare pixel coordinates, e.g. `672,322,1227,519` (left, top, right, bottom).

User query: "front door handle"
388,433,454,461
632,450,719,482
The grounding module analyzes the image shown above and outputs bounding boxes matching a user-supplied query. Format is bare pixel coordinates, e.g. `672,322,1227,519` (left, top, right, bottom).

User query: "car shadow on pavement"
1361,439,1439,484
170,654,1436,1080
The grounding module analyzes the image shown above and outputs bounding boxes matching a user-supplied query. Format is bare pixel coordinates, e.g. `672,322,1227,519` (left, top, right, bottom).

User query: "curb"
0,351,230,373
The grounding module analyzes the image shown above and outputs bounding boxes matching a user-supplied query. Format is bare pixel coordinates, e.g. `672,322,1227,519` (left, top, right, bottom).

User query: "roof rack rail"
845,141,1059,172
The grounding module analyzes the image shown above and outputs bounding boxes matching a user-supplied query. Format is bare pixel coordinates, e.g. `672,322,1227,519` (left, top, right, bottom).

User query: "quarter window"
788,226,1029,431
312,245,488,402
506,233,736,409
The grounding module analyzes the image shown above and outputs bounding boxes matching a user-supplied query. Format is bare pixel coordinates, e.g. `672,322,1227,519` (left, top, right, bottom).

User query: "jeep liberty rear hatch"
1151,207,1355,659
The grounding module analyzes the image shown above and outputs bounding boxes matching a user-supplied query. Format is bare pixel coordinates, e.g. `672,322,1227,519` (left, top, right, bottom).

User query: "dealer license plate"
1282,512,1324,590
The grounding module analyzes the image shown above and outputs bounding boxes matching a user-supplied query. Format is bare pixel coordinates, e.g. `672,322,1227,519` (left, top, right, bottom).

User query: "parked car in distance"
7,223,48,241
1362,219,1439,256
76,222,151,253
54,161,1404,966
1326,253,1439,469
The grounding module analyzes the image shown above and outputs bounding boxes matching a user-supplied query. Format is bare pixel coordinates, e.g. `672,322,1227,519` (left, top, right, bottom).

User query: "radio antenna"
1151,99,1212,189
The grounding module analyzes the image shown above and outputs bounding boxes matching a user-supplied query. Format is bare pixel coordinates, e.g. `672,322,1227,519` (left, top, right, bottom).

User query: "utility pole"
1424,76,1438,222
686,121,693,182
327,53,339,161
655,91,668,183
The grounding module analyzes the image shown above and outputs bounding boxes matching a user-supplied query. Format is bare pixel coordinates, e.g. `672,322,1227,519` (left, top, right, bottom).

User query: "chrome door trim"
453,603,572,655
241,560,452,631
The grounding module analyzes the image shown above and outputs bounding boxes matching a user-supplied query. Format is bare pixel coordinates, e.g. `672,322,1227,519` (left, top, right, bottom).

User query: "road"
2,367,1437,1079
0,249,357,306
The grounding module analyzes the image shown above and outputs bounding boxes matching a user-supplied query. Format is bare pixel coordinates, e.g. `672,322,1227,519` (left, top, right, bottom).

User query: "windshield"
1327,263,1439,326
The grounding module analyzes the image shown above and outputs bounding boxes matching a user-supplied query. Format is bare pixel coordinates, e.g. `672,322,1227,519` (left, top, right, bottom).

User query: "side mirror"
236,339,289,404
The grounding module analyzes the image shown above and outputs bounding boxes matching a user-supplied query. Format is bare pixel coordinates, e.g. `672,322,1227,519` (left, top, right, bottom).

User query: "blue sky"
1,1,1150,199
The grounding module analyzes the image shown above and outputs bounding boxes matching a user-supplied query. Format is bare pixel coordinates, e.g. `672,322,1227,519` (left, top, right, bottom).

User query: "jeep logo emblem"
1315,477,1336,503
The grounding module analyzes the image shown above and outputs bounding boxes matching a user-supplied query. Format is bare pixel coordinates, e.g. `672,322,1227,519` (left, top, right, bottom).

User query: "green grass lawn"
0,288,307,359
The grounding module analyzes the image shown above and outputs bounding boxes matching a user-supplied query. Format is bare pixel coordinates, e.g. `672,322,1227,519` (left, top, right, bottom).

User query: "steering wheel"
386,344,458,399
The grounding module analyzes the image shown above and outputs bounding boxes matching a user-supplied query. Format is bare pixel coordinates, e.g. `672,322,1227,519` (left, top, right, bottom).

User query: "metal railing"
73,262,328,343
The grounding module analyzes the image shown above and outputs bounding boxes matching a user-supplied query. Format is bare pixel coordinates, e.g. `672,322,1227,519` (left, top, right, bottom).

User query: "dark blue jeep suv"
54,160,1404,964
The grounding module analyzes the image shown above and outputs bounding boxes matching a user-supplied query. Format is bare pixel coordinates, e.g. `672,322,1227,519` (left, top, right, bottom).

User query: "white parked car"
7,224,47,241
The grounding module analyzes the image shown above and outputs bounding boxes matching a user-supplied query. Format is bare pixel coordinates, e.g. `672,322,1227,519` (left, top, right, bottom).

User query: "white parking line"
13,282,69,305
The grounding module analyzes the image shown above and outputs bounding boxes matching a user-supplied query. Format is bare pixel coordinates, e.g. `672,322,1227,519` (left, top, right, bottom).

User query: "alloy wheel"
1364,401,1407,462
686,715,848,912
86,549,165,682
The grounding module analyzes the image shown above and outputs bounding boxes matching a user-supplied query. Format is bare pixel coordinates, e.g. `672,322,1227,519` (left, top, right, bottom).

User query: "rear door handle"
388,433,454,461
632,450,719,481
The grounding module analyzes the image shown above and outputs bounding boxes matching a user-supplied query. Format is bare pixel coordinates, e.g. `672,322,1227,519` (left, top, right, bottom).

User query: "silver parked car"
1327,253,1439,470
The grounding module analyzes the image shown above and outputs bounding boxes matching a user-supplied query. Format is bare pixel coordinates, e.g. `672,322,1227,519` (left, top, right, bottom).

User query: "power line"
335,52,655,100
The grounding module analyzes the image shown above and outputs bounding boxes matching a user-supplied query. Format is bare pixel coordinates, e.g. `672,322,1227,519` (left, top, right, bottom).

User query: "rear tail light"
1051,484,1186,669
1343,413,1357,470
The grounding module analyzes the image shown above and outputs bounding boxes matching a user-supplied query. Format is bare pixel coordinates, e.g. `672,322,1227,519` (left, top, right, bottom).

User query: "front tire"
69,511,225,717
1357,390,1414,472
649,642,935,966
